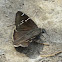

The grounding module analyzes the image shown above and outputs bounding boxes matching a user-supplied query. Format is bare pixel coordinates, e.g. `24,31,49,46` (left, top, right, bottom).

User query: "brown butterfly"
13,11,41,47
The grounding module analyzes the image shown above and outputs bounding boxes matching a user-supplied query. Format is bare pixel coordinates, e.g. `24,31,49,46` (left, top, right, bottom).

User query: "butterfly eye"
41,28,46,33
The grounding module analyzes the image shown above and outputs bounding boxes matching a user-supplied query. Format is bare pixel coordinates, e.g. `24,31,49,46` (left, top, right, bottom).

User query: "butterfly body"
13,11,41,47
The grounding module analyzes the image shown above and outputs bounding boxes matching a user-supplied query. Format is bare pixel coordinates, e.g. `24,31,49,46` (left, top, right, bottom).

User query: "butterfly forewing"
15,11,37,31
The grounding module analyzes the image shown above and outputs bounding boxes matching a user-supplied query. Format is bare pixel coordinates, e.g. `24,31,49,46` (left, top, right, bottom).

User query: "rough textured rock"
0,0,62,62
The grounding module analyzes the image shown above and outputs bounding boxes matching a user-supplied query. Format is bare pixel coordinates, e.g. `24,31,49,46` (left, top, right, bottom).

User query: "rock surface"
0,0,62,62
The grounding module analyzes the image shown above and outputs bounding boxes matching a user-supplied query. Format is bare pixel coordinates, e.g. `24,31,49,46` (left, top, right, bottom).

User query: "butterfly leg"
36,39,50,46
40,43,49,46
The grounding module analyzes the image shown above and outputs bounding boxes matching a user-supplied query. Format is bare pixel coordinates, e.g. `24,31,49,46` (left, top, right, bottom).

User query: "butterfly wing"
13,11,41,47
15,11,37,31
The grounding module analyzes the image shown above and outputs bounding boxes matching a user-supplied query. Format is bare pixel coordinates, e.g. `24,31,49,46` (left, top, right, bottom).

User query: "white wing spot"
25,18,30,22
21,13,24,16
20,20,24,25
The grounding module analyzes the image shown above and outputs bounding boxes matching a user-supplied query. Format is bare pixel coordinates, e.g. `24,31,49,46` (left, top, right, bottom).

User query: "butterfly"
13,11,41,47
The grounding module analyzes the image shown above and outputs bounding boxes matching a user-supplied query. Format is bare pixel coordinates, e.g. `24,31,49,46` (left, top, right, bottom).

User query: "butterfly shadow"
15,35,44,59
15,41,44,59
